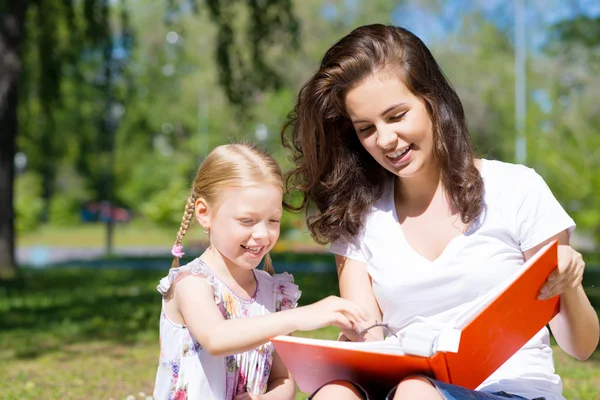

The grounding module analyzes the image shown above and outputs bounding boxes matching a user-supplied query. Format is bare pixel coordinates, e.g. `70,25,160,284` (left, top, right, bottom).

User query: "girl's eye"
269,219,281,224
240,219,254,224
389,111,407,121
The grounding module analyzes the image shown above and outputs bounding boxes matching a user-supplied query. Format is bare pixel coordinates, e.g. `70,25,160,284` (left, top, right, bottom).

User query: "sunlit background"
1,1,599,399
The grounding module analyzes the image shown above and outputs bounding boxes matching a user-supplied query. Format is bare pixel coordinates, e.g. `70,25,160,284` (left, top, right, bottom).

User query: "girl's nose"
251,223,269,240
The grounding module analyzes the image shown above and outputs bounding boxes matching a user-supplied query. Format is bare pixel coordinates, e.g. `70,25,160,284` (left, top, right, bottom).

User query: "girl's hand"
294,295,371,341
538,245,585,300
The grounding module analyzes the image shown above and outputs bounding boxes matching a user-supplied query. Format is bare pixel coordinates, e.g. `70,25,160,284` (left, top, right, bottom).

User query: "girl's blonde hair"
171,142,283,274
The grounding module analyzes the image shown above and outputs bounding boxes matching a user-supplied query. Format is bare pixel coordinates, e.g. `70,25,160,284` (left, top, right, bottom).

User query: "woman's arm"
524,230,600,360
336,255,384,341
175,275,370,357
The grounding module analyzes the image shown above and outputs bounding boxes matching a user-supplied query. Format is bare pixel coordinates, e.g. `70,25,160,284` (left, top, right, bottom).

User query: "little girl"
153,143,370,400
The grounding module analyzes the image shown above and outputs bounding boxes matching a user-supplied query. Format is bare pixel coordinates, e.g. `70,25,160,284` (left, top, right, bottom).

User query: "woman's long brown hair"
281,24,483,245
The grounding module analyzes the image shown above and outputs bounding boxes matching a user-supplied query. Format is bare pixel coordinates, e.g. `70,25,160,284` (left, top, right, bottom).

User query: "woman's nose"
376,125,397,151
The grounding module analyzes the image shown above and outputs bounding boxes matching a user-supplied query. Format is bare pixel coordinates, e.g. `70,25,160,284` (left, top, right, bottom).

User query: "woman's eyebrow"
351,102,407,124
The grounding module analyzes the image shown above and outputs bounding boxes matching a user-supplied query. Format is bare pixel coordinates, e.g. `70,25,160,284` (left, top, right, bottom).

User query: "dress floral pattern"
153,258,301,400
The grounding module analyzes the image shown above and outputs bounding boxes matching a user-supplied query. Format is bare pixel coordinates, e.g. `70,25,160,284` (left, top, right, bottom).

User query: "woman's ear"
195,198,211,230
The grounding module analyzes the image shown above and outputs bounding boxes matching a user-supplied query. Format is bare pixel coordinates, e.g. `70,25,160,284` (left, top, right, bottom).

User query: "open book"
271,240,560,394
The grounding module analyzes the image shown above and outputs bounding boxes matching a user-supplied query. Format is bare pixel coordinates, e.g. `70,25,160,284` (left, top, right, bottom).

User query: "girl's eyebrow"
351,102,408,124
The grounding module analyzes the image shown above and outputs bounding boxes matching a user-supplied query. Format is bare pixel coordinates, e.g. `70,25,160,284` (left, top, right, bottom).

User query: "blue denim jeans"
308,378,546,400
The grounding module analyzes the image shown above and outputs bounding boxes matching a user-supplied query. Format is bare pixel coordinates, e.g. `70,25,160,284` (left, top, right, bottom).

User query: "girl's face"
200,184,282,272
345,70,435,179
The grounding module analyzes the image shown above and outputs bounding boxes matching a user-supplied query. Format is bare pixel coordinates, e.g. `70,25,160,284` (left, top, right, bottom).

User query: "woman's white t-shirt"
330,159,575,400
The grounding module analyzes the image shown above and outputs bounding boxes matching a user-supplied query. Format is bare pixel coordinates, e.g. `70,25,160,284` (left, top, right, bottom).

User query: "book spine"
428,353,451,384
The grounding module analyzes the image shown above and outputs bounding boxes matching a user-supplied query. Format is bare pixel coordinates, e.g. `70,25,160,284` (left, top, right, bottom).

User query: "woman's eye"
358,125,373,133
389,111,407,121
240,219,253,224
269,219,281,224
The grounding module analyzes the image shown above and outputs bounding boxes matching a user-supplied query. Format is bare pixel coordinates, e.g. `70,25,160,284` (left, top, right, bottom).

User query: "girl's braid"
262,252,275,275
170,194,197,269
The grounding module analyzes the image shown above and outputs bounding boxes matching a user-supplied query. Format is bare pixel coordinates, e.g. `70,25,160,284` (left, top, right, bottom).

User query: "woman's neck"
394,163,443,218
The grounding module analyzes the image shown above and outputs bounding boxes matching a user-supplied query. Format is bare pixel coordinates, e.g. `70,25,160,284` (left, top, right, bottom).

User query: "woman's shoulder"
480,159,545,190
481,158,535,178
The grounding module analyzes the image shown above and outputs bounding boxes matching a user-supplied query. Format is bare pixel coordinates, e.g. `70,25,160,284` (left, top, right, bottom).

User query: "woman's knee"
310,380,367,400
392,375,441,400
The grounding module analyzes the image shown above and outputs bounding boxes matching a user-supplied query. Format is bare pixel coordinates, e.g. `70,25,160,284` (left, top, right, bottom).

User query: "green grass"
0,266,598,400
17,221,208,248
16,222,327,253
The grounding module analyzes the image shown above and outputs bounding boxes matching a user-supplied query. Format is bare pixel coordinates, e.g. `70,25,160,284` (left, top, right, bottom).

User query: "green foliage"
117,152,194,227
203,0,299,108
11,0,600,250
17,0,114,210
48,165,91,226
432,14,517,160
280,209,307,237
14,172,44,233
48,193,83,226
550,16,600,49
140,176,190,227
532,16,600,243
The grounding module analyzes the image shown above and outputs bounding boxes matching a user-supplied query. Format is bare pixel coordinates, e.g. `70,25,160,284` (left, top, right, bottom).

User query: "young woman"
281,24,599,400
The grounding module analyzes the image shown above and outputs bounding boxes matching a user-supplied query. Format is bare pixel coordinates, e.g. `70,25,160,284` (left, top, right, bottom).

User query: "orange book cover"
271,240,560,394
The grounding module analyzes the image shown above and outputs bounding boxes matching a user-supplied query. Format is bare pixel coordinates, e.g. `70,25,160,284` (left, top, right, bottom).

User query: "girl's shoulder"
254,269,302,311
157,258,222,299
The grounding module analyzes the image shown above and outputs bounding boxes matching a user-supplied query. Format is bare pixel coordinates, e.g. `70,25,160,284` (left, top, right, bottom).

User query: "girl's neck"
200,247,256,293
394,162,442,217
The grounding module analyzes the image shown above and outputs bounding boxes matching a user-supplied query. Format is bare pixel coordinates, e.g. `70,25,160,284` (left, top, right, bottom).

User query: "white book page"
272,335,408,355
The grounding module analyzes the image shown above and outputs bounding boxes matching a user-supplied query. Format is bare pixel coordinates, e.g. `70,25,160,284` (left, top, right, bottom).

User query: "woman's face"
345,70,435,179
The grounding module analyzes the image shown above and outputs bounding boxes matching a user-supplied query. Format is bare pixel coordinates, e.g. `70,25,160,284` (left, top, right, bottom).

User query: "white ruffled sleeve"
156,258,223,304
272,272,301,311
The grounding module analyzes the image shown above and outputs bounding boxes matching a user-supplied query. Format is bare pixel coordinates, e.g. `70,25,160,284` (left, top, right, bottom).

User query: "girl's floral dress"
153,258,301,400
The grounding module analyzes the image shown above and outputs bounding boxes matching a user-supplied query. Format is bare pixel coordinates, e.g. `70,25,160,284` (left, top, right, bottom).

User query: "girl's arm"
263,351,295,399
336,255,384,341
176,274,370,357
524,230,600,360
232,351,295,400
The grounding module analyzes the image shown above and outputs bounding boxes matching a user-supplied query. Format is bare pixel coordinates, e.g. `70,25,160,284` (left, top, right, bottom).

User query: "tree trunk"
0,1,28,278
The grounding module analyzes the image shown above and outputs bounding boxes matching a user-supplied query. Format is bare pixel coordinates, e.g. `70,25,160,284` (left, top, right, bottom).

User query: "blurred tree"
537,16,600,243
550,16,600,50
114,0,401,230
0,1,27,278
430,13,517,160
0,0,300,277
1,0,116,277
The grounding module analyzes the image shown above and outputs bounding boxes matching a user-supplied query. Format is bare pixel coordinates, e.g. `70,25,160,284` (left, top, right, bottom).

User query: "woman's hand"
538,245,585,300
